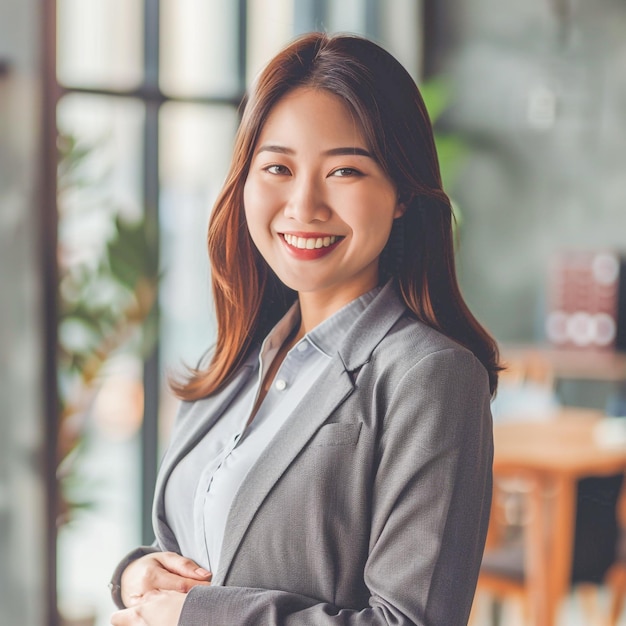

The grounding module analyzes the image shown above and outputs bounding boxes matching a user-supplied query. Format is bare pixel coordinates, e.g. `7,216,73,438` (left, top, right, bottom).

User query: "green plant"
420,77,468,228
56,132,158,525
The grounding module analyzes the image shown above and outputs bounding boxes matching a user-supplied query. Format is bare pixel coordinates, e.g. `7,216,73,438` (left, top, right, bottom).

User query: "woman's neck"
296,286,372,335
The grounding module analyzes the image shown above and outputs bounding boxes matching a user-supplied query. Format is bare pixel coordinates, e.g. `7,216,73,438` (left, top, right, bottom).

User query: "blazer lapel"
214,282,408,585
213,356,355,585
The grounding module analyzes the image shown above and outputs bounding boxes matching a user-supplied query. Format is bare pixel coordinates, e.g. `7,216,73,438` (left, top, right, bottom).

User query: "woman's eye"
264,164,290,175
331,167,361,177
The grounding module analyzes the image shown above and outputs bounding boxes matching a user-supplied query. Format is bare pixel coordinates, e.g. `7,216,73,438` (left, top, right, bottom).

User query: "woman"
110,32,499,626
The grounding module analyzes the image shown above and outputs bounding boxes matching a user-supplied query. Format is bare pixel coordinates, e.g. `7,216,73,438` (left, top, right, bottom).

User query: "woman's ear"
394,200,407,219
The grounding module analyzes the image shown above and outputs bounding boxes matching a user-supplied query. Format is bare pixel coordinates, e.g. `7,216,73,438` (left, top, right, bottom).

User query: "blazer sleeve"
109,544,162,609
109,348,216,609
178,347,494,625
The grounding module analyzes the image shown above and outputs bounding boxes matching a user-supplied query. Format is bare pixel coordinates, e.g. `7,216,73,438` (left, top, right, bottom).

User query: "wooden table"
501,344,626,382
493,408,626,626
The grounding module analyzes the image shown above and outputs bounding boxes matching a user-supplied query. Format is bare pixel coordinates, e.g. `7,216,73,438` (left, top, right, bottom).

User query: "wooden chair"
606,546,626,626
605,480,626,626
472,350,625,624
470,473,546,625
470,352,555,624
472,471,624,626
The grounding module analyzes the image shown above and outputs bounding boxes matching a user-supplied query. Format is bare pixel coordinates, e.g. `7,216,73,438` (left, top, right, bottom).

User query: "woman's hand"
121,552,211,607
110,590,187,626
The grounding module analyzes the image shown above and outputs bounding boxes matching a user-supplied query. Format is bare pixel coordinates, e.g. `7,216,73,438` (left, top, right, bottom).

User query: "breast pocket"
309,422,362,447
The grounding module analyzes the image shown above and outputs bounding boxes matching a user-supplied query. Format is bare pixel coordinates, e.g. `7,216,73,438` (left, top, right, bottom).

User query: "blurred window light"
160,103,237,191
56,93,145,623
57,94,145,224
160,0,241,97
327,0,368,36
158,103,239,438
246,0,294,85
526,84,557,130
378,0,422,80
57,0,144,89
247,0,422,86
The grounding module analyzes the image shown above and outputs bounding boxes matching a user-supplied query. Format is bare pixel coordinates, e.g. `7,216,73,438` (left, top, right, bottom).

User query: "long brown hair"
173,32,500,399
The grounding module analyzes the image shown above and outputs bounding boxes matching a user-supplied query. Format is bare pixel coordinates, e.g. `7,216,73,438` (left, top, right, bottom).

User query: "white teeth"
284,234,338,249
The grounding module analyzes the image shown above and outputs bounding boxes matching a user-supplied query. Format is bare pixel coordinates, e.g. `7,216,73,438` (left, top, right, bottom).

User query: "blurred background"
1,0,626,625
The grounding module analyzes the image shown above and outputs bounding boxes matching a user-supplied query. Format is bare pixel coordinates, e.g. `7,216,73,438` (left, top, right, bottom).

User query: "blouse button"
296,342,308,352
275,379,287,391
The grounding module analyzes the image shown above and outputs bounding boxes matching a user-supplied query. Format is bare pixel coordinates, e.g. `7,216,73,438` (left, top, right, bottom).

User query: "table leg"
547,476,577,625
525,476,551,626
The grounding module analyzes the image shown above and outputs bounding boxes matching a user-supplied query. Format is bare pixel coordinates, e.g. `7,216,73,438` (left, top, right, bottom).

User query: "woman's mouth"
283,233,341,250
280,233,344,259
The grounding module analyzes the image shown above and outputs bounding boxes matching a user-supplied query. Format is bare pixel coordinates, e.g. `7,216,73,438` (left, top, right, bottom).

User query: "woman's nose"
283,176,331,223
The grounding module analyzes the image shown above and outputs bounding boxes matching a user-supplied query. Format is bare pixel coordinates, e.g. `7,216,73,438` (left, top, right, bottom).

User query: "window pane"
246,0,294,86
160,0,241,97
379,0,422,80
159,102,239,438
326,0,422,80
56,94,145,626
327,0,368,35
57,0,144,89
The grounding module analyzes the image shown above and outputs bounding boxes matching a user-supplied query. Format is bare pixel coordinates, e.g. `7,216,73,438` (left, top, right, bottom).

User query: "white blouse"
164,286,381,575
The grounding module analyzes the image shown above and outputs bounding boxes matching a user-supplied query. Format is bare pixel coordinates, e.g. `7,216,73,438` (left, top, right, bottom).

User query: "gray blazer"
112,283,493,625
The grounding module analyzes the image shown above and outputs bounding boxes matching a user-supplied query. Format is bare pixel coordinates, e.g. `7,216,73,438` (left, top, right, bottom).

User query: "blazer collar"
337,280,407,372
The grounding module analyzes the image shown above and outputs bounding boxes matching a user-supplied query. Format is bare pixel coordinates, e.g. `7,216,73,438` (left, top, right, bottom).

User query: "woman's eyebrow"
256,144,373,158
256,144,294,155
324,147,373,158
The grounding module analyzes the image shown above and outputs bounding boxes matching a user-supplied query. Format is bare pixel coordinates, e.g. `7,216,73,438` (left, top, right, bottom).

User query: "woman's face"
243,87,404,309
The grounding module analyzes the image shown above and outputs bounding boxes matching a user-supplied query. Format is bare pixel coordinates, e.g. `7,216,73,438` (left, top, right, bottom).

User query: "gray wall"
0,0,48,623
446,0,626,343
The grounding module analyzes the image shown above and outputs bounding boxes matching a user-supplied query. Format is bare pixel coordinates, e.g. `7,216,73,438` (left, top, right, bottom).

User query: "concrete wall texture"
445,0,626,343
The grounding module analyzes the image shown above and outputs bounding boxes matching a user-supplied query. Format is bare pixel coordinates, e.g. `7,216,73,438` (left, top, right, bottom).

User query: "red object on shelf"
545,250,626,351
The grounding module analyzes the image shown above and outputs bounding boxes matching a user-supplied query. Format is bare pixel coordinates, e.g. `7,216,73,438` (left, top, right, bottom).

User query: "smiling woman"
110,32,500,626
244,87,404,314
